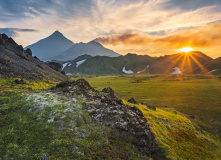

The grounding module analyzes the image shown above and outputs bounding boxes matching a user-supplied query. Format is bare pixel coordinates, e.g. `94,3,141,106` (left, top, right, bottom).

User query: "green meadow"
1,74,221,159
72,74,221,136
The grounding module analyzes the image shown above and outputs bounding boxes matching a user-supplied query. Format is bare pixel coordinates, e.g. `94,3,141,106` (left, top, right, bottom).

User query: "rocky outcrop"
128,98,138,104
46,62,62,72
0,33,67,81
51,79,155,156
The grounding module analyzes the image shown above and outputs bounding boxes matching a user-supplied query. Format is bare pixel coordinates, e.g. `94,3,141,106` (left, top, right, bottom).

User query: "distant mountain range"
59,52,220,75
22,31,221,75
26,31,120,61
26,31,74,60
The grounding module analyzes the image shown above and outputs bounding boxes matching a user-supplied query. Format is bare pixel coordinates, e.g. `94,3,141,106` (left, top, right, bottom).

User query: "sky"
0,0,221,58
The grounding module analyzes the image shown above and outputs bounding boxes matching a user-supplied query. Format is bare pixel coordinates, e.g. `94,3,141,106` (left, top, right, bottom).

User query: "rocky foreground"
51,79,155,156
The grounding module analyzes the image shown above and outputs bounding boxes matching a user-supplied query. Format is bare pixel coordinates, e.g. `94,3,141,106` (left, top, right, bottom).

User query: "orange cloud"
96,23,221,48
95,23,221,58
157,23,221,48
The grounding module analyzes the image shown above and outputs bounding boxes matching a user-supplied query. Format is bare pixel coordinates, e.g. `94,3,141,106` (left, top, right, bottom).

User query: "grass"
0,76,58,92
1,74,221,159
126,101,221,160
71,74,221,136
0,91,148,159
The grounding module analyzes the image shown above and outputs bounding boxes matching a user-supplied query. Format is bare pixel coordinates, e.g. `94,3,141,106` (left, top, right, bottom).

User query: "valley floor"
71,74,221,137
1,75,221,159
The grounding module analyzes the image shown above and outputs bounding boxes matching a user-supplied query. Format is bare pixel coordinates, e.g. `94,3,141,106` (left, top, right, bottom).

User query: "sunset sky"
0,0,221,58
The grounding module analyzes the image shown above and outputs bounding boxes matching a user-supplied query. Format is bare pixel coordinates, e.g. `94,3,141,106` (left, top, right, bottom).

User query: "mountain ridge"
25,31,74,60
59,51,215,75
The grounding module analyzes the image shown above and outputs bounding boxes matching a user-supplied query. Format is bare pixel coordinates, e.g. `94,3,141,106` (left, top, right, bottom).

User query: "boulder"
76,79,94,91
61,71,66,76
25,48,32,57
55,81,75,88
128,98,138,104
46,62,62,72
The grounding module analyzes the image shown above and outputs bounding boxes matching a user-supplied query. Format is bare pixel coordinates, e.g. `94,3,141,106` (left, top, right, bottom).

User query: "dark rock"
61,71,66,75
33,56,39,60
0,35,5,46
7,37,17,45
17,45,24,52
14,79,26,84
102,87,116,98
25,48,32,57
1,34,8,39
76,79,94,91
56,81,72,88
128,98,138,104
87,103,154,155
46,62,62,72
53,78,155,156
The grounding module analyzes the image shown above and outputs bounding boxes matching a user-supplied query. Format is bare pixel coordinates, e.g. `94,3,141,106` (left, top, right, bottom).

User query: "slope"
148,51,213,74
0,33,67,82
61,53,157,74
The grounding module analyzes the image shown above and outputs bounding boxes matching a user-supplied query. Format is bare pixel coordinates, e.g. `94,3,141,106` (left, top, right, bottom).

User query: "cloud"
95,23,221,57
0,28,38,37
0,0,221,57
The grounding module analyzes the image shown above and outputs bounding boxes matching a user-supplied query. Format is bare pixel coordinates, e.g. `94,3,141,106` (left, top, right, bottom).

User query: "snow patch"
66,73,72,75
122,66,134,74
137,65,149,74
171,67,182,74
210,69,218,73
76,59,86,68
62,63,69,69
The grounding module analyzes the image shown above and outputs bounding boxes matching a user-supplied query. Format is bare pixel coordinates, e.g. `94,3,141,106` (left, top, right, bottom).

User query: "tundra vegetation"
0,74,221,160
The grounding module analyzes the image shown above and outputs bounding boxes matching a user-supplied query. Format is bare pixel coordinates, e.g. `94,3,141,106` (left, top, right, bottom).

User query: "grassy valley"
71,74,221,137
1,75,221,159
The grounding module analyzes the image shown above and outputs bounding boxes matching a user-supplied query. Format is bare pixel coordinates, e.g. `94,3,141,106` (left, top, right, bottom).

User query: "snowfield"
210,69,218,72
62,62,69,69
171,67,182,74
76,59,87,68
122,66,134,74
137,65,149,74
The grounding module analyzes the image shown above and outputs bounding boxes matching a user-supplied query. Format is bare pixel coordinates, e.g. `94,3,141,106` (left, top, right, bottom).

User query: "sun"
180,47,193,53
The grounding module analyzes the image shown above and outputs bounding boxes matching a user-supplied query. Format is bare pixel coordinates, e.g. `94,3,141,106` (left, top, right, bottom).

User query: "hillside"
194,56,221,74
60,53,157,75
51,40,120,61
59,51,215,75
148,51,213,74
0,33,67,82
26,31,74,61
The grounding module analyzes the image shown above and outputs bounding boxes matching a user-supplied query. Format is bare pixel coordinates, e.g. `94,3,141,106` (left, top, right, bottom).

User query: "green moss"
123,100,221,160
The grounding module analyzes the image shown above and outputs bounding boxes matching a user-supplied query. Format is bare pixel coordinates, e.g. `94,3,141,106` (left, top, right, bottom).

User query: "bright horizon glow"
180,47,193,53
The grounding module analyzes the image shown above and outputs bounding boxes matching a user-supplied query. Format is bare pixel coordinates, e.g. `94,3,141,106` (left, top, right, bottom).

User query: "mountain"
0,33,67,81
148,51,213,74
25,31,74,61
59,53,157,75
59,51,214,75
194,56,221,74
51,40,120,61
